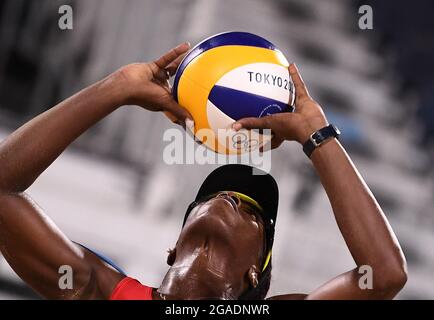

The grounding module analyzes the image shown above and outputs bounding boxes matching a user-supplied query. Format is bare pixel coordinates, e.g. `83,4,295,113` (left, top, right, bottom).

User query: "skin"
0,42,407,300
159,192,266,300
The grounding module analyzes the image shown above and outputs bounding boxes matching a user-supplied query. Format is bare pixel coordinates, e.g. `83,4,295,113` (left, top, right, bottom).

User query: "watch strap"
303,124,340,158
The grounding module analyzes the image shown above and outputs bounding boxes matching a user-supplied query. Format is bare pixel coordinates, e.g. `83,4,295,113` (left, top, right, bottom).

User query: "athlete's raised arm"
233,64,407,300
0,43,191,299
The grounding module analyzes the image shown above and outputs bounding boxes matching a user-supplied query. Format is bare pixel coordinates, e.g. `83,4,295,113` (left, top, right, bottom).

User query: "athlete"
0,42,407,300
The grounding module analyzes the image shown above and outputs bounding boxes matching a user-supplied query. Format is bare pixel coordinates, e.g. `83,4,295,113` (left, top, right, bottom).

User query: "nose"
216,191,241,208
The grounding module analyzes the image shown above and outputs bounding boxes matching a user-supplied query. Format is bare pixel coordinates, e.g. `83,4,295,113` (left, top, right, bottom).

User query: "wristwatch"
302,124,341,158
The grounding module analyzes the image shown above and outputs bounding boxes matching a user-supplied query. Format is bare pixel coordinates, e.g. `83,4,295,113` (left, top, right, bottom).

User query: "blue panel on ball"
208,85,294,121
173,32,277,102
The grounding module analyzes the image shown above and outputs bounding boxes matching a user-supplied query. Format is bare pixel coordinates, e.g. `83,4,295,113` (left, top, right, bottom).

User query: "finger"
164,111,187,129
154,42,191,70
163,99,193,123
270,137,284,150
232,117,272,131
289,63,310,100
164,111,178,123
166,52,188,76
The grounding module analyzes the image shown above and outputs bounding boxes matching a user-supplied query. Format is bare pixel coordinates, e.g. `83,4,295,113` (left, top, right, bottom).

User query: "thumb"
163,100,192,124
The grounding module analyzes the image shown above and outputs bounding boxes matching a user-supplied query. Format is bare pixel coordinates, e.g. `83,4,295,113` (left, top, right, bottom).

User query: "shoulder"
76,244,126,299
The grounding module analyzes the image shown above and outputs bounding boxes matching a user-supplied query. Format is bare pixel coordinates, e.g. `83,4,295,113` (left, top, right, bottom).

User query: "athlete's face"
180,191,266,262
160,192,266,299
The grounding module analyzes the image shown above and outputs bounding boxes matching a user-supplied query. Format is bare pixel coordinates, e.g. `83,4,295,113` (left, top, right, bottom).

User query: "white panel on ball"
214,63,292,104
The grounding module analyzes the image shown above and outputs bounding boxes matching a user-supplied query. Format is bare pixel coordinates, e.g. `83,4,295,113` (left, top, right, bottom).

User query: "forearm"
311,139,406,275
0,72,125,193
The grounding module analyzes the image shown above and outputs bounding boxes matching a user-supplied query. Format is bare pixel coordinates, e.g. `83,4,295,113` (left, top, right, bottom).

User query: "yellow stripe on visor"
262,251,272,272
232,192,263,212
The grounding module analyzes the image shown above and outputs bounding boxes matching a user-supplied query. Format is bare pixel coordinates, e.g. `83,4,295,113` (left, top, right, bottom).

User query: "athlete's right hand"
232,63,328,149
113,42,193,125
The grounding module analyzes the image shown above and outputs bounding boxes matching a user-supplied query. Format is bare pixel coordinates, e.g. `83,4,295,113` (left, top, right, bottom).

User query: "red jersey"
110,277,153,300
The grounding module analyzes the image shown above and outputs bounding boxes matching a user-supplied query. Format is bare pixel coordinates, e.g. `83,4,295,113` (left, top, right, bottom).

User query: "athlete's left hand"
232,63,328,149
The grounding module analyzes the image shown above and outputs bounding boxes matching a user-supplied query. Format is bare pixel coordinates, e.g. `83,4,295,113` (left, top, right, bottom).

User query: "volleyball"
173,31,295,154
